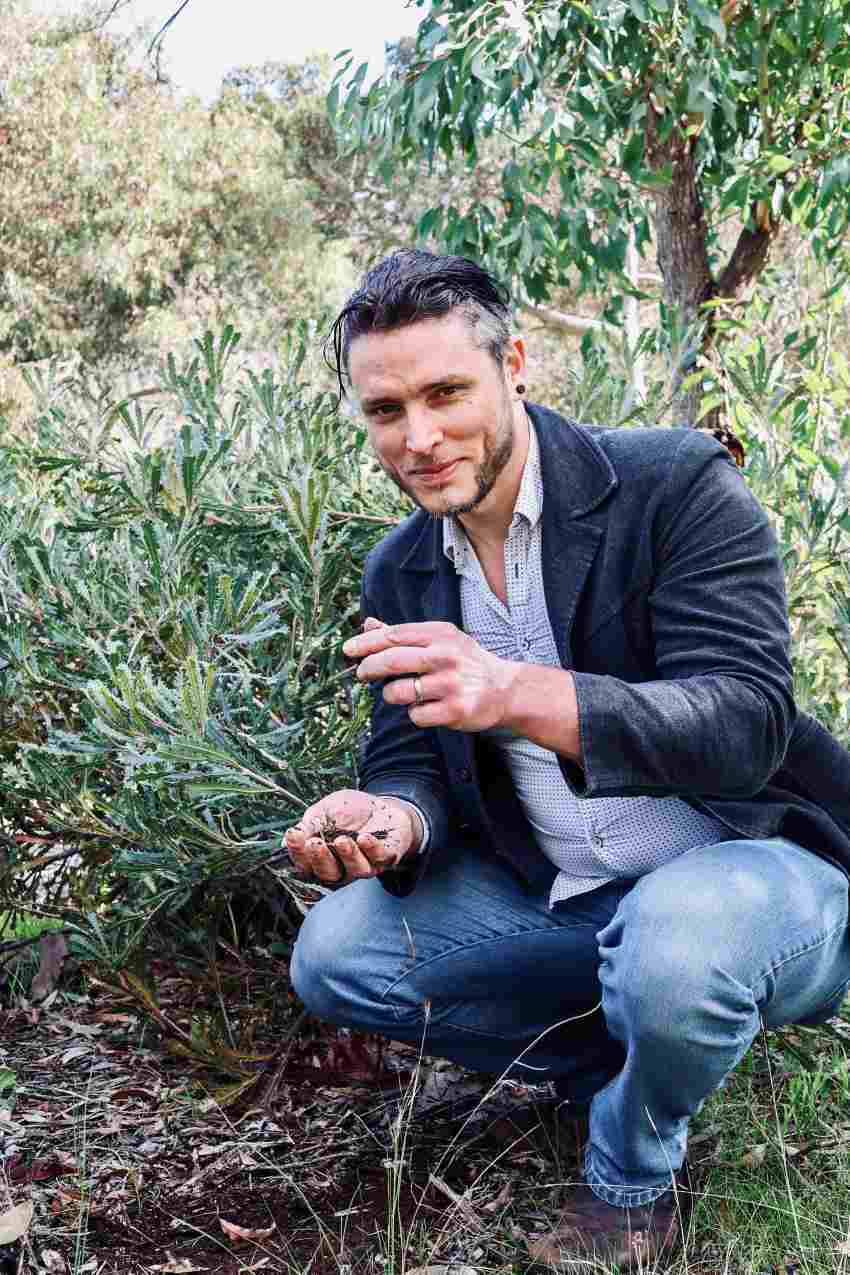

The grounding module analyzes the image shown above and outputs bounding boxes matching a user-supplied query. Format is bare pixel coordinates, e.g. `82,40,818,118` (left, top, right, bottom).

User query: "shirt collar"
443,413,543,571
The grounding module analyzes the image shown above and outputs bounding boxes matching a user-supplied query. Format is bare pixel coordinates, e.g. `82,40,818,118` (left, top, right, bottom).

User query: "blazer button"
455,767,472,783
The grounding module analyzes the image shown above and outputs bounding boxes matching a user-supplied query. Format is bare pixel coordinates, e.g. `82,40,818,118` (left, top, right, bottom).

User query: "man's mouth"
413,459,459,479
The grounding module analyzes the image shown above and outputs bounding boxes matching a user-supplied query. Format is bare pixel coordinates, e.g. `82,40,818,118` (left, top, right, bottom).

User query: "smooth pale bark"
624,227,646,413
521,302,617,337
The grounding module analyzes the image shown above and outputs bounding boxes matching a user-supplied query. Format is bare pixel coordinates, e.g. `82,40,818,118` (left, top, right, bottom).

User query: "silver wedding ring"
413,676,425,706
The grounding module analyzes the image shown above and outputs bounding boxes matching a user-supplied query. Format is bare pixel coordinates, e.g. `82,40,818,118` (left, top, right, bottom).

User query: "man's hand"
283,789,417,886
343,619,517,733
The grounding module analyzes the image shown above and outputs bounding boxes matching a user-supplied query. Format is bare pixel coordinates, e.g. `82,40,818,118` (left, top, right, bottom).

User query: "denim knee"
289,886,399,1031
597,876,756,1046
289,904,338,1021
290,895,364,1025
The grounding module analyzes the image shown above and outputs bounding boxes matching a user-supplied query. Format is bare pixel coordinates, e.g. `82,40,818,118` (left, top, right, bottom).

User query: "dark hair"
326,250,513,397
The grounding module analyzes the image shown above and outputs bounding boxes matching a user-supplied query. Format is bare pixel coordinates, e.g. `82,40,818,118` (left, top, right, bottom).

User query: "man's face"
348,310,526,521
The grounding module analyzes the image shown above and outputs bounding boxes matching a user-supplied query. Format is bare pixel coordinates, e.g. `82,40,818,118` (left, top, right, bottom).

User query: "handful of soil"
288,816,390,888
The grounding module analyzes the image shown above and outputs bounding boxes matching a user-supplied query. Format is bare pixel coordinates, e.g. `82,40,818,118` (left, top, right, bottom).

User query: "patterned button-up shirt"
443,415,734,907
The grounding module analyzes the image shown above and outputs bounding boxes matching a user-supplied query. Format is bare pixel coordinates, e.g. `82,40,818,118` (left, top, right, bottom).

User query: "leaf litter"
0,948,846,1273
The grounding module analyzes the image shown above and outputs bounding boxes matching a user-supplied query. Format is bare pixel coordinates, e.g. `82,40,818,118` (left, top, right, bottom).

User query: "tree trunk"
646,111,715,425
645,107,779,428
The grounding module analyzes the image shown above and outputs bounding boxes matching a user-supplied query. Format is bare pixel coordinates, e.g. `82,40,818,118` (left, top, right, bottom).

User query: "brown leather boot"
528,1162,693,1270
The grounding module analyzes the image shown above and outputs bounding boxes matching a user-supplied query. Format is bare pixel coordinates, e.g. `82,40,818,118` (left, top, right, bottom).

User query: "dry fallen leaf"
4,1153,74,1184
30,933,69,1003
406,1267,478,1275
482,1180,513,1213
148,1255,208,1273
0,1200,33,1244
51,1017,102,1039
219,1219,276,1244
39,1250,67,1273
61,1046,93,1064
739,1143,767,1168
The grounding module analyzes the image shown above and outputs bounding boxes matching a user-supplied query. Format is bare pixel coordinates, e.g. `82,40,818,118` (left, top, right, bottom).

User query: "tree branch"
74,0,133,33
715,211,778,298
521,303,618,337
148,0,192,83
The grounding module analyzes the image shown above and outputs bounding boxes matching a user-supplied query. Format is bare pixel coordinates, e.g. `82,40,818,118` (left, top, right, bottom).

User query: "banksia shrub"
0,329,405,964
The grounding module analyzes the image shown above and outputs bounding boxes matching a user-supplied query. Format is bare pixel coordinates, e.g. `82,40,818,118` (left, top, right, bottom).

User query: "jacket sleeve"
356,558,455,895
560,431,797,799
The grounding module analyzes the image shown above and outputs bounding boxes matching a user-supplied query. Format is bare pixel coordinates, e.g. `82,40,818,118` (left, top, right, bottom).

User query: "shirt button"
522,637,531,650
455,767,472,783
592,833,604,849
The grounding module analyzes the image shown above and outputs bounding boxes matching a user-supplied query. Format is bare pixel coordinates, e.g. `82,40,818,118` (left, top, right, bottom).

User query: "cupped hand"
283,789,415,887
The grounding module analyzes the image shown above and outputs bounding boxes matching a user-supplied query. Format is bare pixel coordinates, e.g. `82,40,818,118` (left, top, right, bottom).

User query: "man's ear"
504,335,527,389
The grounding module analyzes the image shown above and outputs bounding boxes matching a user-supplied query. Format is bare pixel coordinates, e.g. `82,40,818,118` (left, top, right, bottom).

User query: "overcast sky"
42,0,425,99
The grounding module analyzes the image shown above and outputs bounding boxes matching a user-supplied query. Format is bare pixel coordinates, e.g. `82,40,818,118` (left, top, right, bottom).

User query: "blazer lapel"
422,542,463,630
532,404,616,667
541,512,604,667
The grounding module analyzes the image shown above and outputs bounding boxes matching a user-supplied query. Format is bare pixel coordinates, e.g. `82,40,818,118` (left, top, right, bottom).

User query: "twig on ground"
428,1172,486,1228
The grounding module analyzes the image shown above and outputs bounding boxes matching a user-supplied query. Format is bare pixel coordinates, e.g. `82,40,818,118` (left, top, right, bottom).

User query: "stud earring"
516,383,526,395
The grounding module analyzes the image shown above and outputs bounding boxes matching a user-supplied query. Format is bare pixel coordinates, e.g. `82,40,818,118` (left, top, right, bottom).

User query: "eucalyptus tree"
333,0,850,423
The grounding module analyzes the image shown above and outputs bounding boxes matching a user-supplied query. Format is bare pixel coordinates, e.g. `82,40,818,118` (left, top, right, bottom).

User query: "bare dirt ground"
0,950,587,1274
0,967,581,1274
0,949,841,1274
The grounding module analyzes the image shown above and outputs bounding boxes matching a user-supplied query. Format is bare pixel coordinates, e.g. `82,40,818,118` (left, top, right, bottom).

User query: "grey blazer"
357,404,850,898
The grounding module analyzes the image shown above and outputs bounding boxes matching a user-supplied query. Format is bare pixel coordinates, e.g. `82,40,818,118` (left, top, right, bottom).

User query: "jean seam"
388,1013,570,1047
751,918,849,989
378,921,600,1006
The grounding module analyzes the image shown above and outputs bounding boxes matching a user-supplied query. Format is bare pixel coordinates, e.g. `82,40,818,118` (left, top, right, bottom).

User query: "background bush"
0,1,847,1004
0,314,847,975
0,328,410,963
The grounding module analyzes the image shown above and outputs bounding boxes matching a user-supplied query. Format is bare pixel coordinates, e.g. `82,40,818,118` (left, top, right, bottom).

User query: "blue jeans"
291,835,850,1207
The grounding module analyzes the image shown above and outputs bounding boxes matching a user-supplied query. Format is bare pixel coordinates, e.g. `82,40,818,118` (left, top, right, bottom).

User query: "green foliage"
0,0,847,1010
0,327,407,955
563,299,850,743
335,0,850,304
710,295,850,739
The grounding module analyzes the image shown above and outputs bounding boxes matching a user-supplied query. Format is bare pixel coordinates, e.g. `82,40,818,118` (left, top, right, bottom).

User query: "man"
286,250,850,1266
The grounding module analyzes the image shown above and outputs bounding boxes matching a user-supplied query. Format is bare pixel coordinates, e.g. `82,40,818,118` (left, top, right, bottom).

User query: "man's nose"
404,406,444,455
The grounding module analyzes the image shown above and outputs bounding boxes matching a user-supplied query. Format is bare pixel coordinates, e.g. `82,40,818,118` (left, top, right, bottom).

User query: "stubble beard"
380,389,517,520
